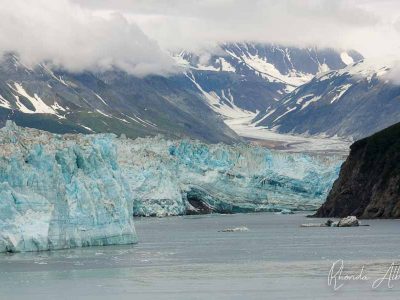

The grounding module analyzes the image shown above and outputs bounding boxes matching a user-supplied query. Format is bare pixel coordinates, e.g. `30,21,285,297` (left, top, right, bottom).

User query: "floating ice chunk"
219,226,249,232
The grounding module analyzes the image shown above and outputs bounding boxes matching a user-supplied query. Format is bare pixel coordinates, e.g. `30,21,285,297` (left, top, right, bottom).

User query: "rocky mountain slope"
0,44,361,143
253,58,400,140
0,54,238,143
314,122,400,218
177,43,362,119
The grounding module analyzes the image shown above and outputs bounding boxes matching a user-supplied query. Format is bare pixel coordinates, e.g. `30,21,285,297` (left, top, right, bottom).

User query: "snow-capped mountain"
175,43,362,120
252,58,400,139
0,44,362,143
0,53,238,143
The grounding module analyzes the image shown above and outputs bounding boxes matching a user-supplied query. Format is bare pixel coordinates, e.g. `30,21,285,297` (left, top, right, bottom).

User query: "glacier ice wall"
0,122,343,252
0,122,137,253
117,137,342,216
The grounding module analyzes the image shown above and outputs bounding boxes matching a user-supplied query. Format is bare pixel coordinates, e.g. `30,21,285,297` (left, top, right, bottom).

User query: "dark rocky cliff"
314,122,400,218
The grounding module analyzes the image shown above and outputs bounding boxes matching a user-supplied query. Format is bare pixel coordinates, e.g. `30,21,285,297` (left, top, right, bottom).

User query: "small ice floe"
219,226,249,232
300,223,327,227
274,209,294,215
301,216,367,228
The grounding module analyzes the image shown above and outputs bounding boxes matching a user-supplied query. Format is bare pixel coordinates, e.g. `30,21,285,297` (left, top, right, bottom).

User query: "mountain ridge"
253,57,400,140
0,44,363,143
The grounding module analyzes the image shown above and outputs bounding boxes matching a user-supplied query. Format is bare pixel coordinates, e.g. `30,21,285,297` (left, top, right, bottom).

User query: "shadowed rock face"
314,122,400,218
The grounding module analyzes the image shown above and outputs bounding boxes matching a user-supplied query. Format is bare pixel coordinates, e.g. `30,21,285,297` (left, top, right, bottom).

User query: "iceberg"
0,122,343,252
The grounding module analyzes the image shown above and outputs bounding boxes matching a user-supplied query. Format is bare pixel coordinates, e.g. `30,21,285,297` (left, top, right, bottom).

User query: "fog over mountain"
0,0,177,76
1,0,400,76
0,0,398,143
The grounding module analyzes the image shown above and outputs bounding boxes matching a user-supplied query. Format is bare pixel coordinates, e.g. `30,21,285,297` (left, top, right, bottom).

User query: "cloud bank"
78,0,400,57
0,0,177,76
1,0,400,76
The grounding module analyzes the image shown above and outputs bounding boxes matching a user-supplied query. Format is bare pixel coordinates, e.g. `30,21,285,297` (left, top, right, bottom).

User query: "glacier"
0,122,137,253
0,122,343,252
118,137,342,216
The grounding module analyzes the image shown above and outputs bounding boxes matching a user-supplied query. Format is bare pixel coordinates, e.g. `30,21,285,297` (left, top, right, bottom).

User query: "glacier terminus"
0,122,342,252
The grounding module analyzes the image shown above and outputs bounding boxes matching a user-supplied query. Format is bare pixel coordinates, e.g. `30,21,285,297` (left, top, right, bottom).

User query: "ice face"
118,137,342,216
0,122,137,253
0,122,342,252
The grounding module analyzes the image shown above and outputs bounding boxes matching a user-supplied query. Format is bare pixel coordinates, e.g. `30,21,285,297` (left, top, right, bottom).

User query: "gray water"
1,213,400,299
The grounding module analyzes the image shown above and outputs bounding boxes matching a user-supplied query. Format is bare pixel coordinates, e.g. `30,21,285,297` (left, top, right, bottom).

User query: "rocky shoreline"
314,122,400,218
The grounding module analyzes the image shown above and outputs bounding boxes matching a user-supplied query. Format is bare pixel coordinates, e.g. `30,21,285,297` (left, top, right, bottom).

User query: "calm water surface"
1,213,400,299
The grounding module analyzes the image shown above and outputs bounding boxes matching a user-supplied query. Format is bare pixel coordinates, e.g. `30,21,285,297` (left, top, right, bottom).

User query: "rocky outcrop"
301,216,360,227
314,122,400,218
337,216,359,227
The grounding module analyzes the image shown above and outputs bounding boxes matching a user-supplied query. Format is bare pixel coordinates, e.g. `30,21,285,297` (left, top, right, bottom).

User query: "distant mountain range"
1,43,391,143
253,58,400,140
0,53,238,143
175,43,362,119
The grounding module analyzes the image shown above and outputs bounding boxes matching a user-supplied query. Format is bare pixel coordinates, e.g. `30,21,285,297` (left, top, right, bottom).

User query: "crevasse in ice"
0,122,343,252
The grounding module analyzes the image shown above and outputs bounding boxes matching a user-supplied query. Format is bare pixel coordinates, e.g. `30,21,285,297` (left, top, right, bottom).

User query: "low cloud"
0,0,178,76
1,0,400,76
383,61,400,85
77,0,400,58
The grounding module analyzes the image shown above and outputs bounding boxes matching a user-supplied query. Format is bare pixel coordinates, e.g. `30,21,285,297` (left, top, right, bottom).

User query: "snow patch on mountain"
94,93,109,106
330,84,352,103
274,107,296,122
186,72,256,120
301,95,321,110
9,82,57,115
241,54,313,87
219,58,236,72
252,107,276,126
295,94,314,105
340,52,354,65
5,82,68,118
317,57,393,81
0,95,11,109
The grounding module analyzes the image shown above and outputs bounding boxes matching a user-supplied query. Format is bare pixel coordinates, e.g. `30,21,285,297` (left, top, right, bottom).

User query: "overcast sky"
1,0,399,76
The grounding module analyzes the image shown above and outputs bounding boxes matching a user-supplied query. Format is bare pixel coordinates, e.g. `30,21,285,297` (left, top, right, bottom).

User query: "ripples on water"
1,213,400,299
